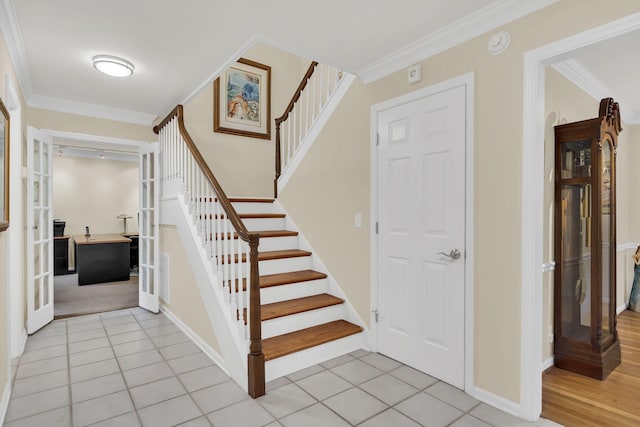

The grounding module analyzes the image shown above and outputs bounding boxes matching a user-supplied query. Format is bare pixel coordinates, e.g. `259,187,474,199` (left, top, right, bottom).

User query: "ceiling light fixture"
57,146,64,156
98,149,105,159
92,55,134,77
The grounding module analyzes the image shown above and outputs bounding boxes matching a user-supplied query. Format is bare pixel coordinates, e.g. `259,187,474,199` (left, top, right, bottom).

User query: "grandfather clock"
553,98,622,379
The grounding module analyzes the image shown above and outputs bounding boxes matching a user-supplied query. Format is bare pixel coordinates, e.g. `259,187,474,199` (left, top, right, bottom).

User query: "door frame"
520,12,640,421
23,129,148,332
370,72,475,394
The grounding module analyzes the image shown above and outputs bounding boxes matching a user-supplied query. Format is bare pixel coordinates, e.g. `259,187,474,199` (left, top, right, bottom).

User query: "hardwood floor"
542,310,640,426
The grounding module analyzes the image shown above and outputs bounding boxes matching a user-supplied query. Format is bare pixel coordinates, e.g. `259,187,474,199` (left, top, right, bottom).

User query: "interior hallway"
4,308,559,427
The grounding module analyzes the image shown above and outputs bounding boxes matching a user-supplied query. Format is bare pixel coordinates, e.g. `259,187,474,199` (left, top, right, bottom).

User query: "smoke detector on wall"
488,31,511,56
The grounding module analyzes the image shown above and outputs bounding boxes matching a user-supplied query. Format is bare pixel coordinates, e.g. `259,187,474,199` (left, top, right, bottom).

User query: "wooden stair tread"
229,198,274,203
201,213,285,220
261,293,343,321
233,270,327,293
260,270,327,288
262,320,363,361
219,249,312,264
197,197,274,203
215,230,298,240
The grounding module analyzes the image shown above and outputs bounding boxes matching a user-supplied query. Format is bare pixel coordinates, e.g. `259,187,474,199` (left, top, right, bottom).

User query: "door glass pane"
560,184,592,343
149,181,155,209
148,266,154,294
43,242,50,274
43,145,50,174
142,183,148,209
601,142,612,340
34,141,41,172
560,140,591,179
34,277,41,310
34,244,41,275
34,178,40,206
141,211,148,237
149,211,155,238
34,210,41,241
149,238,155,264
142,154,147,181
141,267,147,293
42,176,49,207
149,152,155,177
141,238,147,266
43,275,50,306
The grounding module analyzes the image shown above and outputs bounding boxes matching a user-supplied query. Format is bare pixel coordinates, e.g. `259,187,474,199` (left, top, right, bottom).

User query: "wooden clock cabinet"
553,98,622,379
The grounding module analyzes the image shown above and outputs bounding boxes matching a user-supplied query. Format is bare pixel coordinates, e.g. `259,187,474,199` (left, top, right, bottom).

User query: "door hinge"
375,222,378,234
376,133,380,146
372,309,379,322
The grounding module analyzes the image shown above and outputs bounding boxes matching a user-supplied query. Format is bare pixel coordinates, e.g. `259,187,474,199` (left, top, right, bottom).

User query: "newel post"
247,233,265,398
274,121,281,198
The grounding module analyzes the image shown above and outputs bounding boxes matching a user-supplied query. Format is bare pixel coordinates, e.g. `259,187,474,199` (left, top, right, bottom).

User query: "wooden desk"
74,234,131,285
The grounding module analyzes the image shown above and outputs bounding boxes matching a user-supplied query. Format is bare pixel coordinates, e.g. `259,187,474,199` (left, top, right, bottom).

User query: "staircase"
155,105,366,397
227,197,364,381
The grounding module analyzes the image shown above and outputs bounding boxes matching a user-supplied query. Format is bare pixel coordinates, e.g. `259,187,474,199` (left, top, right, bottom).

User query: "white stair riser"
259,256,312,275
241,218,286,231
265,333,365,382
260,279,329,304
231,202,277,214
257,236,298,252
262,304,346,339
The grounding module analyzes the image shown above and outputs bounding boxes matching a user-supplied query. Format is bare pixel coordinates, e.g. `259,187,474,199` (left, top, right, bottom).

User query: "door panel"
138,142,160,313
377,85,466,388
27,127,54,333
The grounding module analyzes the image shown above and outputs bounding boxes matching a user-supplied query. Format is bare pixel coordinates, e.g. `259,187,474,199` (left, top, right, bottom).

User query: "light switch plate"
408,64,421,84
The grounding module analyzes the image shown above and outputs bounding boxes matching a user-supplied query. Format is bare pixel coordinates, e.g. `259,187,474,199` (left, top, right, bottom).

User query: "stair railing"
274,62,344,197
154,105,265,398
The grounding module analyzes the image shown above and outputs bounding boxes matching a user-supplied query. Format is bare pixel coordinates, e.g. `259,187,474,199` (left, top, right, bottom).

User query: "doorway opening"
521,11,640,422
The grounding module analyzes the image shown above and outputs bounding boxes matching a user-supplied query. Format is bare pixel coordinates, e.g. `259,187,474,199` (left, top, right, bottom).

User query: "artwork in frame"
214,58,271,140
0,97,9,232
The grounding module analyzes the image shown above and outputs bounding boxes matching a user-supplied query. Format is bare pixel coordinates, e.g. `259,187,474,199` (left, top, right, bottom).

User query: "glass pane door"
138,142,159,313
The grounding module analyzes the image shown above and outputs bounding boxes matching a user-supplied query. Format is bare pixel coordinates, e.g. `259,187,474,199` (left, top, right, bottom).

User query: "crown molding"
0,0,32,99
552,59,640,125
29,94,156,126
358,0,559,84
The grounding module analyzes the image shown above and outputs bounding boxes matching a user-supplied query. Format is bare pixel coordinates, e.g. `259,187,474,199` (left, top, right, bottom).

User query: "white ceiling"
1,0,557,126
553,29,640,125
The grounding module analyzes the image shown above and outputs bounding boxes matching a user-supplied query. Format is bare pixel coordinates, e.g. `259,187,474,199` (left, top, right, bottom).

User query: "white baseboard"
617,301,628,316
160,305,228,376
0,381,11,426
542,357,554,371
472,386,521,419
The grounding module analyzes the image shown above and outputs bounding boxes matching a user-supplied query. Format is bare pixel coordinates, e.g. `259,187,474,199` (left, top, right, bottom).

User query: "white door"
138,142,160,312
26,127,54,333
377,85,466,388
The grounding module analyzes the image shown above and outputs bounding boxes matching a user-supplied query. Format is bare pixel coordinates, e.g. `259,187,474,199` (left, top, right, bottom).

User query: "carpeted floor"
54,273,139,318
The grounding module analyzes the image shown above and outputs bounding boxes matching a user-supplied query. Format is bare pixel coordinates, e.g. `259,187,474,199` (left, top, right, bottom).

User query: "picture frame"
0,97,9,232
214,58,271,140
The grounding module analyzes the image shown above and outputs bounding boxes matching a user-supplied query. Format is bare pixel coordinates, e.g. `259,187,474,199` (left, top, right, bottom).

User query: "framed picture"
0,97,9,232
214,58,271,140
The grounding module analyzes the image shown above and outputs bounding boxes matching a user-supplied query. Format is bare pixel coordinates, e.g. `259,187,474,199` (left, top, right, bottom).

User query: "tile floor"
3,309,561,426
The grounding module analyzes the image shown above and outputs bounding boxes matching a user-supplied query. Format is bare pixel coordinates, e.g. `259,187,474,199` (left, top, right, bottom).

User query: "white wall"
53,156,138,236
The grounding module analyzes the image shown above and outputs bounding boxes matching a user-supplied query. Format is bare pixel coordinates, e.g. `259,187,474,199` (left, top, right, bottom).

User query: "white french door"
376,85,466,388
138,142,160,312
26,127,54,333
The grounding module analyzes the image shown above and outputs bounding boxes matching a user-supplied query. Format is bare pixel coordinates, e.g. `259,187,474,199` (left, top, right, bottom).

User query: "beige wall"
182,42,308,197
0,29,26,406
27,108,155,143
160,225,220,354
277,0,640,404
0,231,7,396
53,156,139,236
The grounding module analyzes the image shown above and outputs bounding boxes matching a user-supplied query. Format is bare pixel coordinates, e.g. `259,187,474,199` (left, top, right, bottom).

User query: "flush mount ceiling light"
92,55,134,77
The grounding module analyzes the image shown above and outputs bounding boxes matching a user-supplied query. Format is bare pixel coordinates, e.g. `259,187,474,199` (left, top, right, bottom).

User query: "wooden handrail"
274,61,318,197
154,105,265,398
